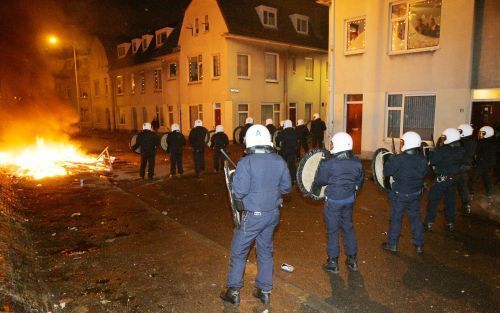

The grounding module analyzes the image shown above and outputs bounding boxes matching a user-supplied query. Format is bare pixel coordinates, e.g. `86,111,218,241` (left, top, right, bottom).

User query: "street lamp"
48,35,81,129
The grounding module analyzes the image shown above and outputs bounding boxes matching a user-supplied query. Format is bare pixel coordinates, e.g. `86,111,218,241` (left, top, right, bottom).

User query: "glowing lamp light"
48,35,58,45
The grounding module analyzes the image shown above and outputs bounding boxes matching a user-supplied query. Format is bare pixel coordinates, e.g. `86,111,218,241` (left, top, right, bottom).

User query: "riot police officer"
265,118,277,136
469,126,498,198
276,120,298,182
220,125,291,306
132,123,160,180
295,119,310,155
456,124,477,213
210,125,229,172
314,132,364,273
423,128,465,232
310,113,326,148
238,117,254,145
381,132,428,254
167,123,186,178
188,119,208,178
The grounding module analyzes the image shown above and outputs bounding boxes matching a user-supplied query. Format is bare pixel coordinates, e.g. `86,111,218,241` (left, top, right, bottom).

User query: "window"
142,39,147,49
154,69,162,90
142,107,148,123
132,41,138,53
305,57,314,80
198,104,203,121
265,52,279,82
195,18,199,35
305,103,312,122
213,54,221,79
385,93,436,140
168,105,174,124
156,32,167,46
94,80,100,97
273,103,280,124
156,106,165,126
119,109,126,125
256,5,278,28
79,83,89,99
116,75,124,95
188,55,203,82
168,63,177,79
389,0,441,53
237,54,250,78
140,71,145,93
130,73,135,94
297,18,308,34
238,104,248,126
345,17,366,54
204,15,210,32
118,47,126,58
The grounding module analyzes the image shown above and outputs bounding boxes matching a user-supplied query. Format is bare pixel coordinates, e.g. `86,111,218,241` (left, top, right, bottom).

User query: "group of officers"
132,118,498,307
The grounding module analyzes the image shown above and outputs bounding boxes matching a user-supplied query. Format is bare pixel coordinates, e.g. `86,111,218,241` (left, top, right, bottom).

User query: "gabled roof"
216,0,328,51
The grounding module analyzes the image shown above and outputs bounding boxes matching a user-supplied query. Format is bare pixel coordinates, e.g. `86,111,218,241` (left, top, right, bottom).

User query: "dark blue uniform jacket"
315,154,364,200
233,153,292,212
476,137,498,166
383,151,428,194
210,132,229,150
132,130,160,156
460,136,477,166
276,128,298,156
296,125,310,141
429,143,465,175
188,126,208,149
166,131,186,153
310,119,326,137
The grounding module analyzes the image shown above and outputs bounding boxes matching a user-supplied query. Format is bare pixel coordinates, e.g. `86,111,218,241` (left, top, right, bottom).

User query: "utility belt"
242,209,279,217
393,190,422,197
435,174,456,183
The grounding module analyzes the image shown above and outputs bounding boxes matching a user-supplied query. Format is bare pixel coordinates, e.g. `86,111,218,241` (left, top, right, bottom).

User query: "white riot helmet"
245,117,254,124
245,124,273,148
297,119,304,126
215,125,224,133
143,123,152,130
313,113,320,120
171,123,180,132
331,132,353,154
265,118,273,126
194,119,203,127
401,131,421,152
479,126,494,139
283,120,293,129
442,128,461,144
457,124,473,137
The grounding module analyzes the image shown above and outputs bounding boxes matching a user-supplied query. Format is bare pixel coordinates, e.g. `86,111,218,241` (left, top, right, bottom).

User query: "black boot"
463,203,471,214
220,287,240,305
381,242,398,252
252,288,271,305
445,223,454,232
323,257,339,274
346,254,358,271
414,245,424,255
423,222,433,232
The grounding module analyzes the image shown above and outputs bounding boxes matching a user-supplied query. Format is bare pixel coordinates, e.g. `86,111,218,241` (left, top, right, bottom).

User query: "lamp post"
48,35,81,129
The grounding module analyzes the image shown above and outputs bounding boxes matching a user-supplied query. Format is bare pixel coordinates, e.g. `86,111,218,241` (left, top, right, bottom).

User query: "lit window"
385,93,436,139
116,75,124,95
188,55,203,82
168,63,177,79
238,104,248,126
154,69,162,90
237,54,250,78
389,0,441,53
345,17,366,54
213,54,221,78
140,71,145,93
265,52,278,82
130,73,135,94
305,57,314,80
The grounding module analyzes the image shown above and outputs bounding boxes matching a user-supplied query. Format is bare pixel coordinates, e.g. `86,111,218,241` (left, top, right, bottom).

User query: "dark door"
288,103,297,125
471,101,499,134
347,102,363,154
214,108,221,126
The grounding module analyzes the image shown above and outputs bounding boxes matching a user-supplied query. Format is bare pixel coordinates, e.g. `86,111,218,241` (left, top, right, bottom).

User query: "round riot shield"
296,148,329,200
272,130,282,151
161,133,169,152
371,148,394,192
206,130,215,147
129,134,141,154
223,160,245,228
233,126,244,145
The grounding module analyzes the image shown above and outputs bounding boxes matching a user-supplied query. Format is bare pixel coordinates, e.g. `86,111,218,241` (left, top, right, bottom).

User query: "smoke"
0,0,78,148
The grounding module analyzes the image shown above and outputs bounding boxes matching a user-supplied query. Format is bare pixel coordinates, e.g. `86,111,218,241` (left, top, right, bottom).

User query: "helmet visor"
479,131,486,139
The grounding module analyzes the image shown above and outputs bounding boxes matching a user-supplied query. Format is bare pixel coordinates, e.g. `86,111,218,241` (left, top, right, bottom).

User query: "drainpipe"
284,49,288,119
327,1,335,136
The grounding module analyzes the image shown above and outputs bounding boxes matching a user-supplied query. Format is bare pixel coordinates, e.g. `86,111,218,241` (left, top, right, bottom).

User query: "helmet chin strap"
246,146,275,154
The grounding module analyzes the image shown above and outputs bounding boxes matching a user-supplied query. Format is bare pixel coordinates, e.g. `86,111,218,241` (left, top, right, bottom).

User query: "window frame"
140,71,146,93
264,52,279,83
168,105,175,125
237,103,249,126
237,53,251,79
188,55,203,83
296,17,309,34
153,68,162,91
168,63,177,80
305,57,314,80
116,75,124,95
344,16,366,55
263,9,277,28
212,54,221,79
203,15,210,32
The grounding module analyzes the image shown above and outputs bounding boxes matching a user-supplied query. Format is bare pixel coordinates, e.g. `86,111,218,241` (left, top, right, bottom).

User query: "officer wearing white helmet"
456,124,477,213
381,132,428,254
296,119,311,155
221,125,291,305
167,123,186,178
276,120,298,182
132,123,160,180
314,132,364,273
423,128,465,232
238,117,254,145
265,118,277,136
210,125,229,172
469,126,498,198
188,119,209,178
310,113,326,148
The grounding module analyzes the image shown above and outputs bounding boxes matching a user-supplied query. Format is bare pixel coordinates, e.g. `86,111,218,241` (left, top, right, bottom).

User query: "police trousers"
387,191,423,246
324,198,357,258
192,148,205,174
470,164,495,196
140,153,156,179
213,149,226,171
456,171,472,205
312,135,324,149
170,151,183,175
282,153,297,182
227,210,280,291
298,139,309,155
424,178,457,224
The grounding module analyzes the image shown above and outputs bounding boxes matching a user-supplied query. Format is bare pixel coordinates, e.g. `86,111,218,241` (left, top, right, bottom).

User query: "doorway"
288,103,297,125
471,101,499,134
214,103,222,127
346,94,363,154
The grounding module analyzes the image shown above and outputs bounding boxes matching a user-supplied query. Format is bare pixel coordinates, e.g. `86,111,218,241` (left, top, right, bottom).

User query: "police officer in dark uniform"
423,128,465,232
310,113,327,149
469,126,498,198
132,122,160,180
188,119,208,178
238,117,254,145
381,132,428,254
276,120,298,182
210,124,229,172
221,125,291,305
314,132,364,273
265,118,277,136
166,123,185,178
456,124,477,213
295,119,310,155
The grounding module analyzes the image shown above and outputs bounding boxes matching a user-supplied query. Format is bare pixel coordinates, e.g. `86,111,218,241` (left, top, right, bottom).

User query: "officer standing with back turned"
456,124,477,214
381,132,428,254
188,119,208,178
220,125,291,306
132,122,160,180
